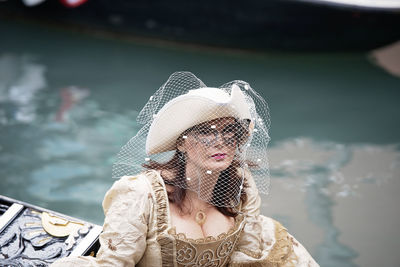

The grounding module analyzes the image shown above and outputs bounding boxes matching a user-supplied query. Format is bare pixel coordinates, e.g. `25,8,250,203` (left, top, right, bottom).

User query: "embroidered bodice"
169,215,245,266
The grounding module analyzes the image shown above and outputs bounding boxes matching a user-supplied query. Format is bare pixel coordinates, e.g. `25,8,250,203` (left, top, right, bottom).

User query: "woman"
51,72,318,266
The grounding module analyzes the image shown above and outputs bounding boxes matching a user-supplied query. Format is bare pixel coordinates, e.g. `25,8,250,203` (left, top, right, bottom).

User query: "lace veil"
112,71,271,208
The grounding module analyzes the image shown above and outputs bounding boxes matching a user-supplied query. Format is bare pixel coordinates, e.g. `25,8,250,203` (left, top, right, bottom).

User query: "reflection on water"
272,139,358,267
0,54,46,123
267,139,400,267
0,53,141,221
1,24,400,267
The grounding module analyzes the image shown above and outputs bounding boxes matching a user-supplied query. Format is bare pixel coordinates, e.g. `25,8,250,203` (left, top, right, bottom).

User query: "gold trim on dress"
148,170,176,267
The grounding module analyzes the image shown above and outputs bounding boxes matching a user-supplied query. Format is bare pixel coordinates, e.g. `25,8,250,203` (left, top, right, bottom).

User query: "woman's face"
178,117,239,173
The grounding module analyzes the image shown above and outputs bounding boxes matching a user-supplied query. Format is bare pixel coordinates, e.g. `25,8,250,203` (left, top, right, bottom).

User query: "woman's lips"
211,153,226,160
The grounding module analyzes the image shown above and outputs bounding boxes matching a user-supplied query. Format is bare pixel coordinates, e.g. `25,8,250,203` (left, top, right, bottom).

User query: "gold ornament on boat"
41,212,84,237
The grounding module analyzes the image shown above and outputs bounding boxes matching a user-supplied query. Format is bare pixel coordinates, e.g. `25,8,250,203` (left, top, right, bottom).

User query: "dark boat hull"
0,0,400,51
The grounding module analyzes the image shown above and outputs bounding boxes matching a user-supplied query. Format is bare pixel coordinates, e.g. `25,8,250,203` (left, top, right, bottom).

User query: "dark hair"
143,118,251,217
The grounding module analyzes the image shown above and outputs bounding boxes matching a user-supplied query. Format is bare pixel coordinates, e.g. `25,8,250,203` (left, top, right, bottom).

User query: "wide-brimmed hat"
146,85,252,155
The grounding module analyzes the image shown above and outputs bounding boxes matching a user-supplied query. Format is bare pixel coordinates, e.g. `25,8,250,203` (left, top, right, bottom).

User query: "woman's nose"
213,133,225,147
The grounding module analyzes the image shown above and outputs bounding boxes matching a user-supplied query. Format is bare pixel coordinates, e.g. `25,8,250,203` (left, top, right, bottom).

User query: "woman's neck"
185,163,220,203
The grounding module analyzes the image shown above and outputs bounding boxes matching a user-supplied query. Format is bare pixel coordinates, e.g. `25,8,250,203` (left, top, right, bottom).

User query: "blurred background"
1,0,400,266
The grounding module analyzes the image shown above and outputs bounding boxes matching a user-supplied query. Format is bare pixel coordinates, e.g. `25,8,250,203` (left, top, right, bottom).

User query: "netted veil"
112,71,271,208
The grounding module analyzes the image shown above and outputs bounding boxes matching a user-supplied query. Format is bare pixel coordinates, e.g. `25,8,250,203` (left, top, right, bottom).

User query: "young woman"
51,72,318,266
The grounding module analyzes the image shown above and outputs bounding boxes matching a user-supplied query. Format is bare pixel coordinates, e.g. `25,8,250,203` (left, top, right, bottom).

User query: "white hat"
146,85,252,155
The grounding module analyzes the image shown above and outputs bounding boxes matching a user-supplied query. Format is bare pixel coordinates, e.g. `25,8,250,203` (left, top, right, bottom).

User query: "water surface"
1,20,400,267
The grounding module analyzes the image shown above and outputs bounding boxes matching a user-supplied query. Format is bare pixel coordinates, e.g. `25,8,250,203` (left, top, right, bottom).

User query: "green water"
1,20,400,267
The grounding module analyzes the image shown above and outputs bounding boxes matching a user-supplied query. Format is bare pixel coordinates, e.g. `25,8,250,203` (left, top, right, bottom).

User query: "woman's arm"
50,175,151,267
231,170,319,266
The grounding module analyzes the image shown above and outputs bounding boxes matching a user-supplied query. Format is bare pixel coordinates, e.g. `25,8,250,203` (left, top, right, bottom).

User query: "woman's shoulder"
112,172,151,192
102,170,163,213
112,169,164,190
258,215,286,232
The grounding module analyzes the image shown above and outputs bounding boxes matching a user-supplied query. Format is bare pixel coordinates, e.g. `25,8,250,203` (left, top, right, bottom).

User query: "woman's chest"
169,207,234,239
167,214,245,267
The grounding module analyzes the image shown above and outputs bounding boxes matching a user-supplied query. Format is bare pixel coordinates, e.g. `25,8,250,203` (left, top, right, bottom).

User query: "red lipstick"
211,153,226,160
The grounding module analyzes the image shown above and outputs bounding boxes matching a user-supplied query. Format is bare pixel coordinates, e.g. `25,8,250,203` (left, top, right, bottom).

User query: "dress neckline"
168,214,244,244
152,170,244,243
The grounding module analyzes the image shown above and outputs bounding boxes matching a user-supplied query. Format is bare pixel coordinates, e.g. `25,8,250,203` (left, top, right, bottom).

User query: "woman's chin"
204,160,232,172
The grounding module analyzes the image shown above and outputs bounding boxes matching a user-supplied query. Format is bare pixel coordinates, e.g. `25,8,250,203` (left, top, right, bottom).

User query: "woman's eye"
197,128,211,135
223,125,237,134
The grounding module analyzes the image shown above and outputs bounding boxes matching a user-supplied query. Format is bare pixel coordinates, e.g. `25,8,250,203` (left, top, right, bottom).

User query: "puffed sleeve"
50,175,152,267
230,171,319,266
287,231,319,267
